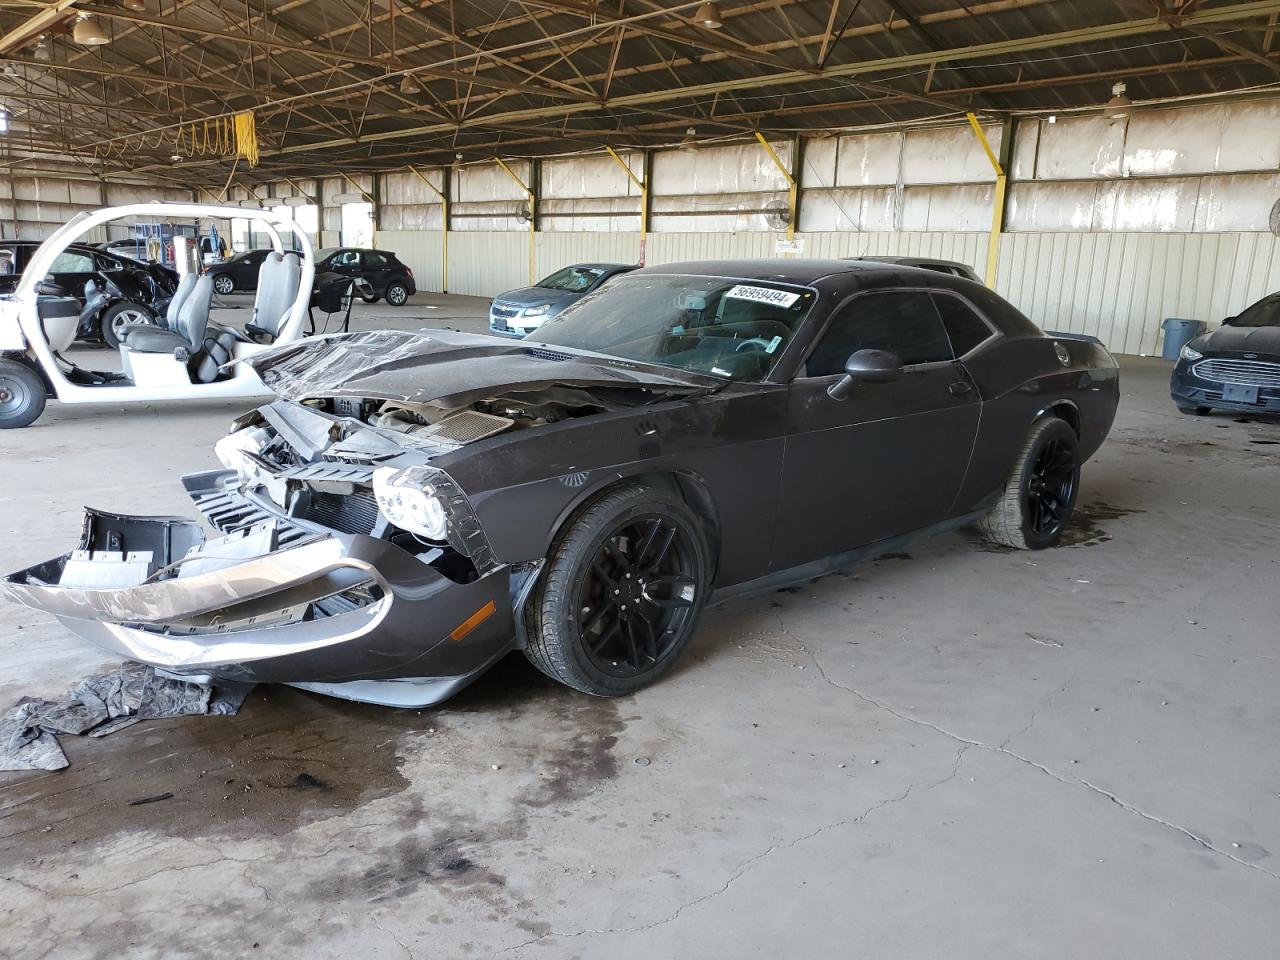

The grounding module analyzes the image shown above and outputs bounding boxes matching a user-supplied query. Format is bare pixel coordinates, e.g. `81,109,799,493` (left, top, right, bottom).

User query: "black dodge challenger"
1170,291,1280,416
3,260,1119,707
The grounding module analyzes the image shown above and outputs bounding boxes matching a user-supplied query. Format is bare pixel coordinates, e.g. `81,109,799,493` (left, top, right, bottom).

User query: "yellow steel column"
494,157,536,286
604,145,648,265
407,164,449,293
754,131,798,250
966,111,1006,289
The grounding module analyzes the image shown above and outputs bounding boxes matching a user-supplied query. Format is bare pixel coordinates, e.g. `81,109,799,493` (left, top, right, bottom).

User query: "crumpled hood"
242,329,717,406
493,286,580,310
1203,324,1280,356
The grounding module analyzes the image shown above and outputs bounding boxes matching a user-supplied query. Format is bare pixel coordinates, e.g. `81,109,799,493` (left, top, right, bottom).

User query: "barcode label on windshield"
725,284,800,308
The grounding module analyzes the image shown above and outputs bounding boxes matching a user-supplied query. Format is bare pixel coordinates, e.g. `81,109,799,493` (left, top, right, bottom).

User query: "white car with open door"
0,202,315,428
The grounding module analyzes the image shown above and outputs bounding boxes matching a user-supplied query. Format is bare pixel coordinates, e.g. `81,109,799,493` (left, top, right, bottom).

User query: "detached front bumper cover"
3,507,516,707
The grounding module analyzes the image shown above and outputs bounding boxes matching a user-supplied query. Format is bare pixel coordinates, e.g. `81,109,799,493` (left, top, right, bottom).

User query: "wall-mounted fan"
1269,197,1280,237
514,200,532,224
764,198,791,230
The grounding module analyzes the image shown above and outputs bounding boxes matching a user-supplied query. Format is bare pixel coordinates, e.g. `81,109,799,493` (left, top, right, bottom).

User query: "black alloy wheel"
976,416,1081,550
1024,434,1077,541
525,483,710,696
575,515,699,678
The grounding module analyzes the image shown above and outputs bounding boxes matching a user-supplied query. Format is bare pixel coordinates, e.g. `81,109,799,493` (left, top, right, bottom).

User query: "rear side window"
805,291,954,376
364,251,390,267
933,293,994,357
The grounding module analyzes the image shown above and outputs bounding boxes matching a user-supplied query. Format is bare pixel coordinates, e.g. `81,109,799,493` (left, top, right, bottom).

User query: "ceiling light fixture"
170,153,184,162
399,73,421,95
1103,81,1131,119
680,127,699,152
1,63,19,79
694,2,722,28
32,37,51,62
72,13,110,45
122,0,148,10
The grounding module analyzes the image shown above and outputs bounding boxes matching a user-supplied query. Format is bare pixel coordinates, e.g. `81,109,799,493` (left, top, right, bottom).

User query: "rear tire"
525,484,710,697
384,281,410,306
977,417,1081,550
361,293,380,304
0,358,46,428
99,301,155,350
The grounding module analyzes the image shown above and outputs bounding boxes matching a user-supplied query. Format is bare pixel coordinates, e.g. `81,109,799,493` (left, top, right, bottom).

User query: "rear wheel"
0,358,46,428
977,417,1081,550
361,293,380,304
211,273,235,295
384,281,410,306
525,484,710,696
99,302,155,350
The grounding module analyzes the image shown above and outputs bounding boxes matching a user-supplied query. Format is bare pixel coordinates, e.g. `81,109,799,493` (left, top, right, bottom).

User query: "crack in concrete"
500,742,970,955
786,630,1280,883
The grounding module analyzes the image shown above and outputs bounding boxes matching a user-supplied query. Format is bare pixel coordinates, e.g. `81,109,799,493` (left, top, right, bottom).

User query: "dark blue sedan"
489,262,637,337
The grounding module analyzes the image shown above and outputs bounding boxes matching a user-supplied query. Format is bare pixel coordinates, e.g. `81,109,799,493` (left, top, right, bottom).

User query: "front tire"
212,273,235,295
977,417,1081,550
384,281,410,306
1176,403,1211,416
361,293,380,304
99,302,155,350
525,484,711,696
0,359,47,428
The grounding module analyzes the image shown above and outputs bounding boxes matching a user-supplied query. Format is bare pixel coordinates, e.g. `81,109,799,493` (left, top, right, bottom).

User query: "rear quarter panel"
954,335,1119,515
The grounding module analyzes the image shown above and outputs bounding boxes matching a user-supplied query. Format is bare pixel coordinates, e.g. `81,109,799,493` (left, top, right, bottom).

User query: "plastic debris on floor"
0,662,252,772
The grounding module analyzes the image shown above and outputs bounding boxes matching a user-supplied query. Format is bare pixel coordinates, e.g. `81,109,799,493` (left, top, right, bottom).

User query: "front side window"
804,291,954,377
538,266,604,293
532,273,816,382
332,250,360,268
933,293,995,357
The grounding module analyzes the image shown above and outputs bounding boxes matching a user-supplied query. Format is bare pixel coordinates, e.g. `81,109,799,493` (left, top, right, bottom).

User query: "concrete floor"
2,295,1278,959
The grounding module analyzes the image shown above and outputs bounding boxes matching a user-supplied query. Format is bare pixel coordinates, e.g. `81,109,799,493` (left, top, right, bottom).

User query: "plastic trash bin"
1160,318,1206,360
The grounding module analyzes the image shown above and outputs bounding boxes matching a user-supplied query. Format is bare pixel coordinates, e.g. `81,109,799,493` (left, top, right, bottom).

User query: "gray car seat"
123,274,213,356
245,252,301,343
117,272,196,343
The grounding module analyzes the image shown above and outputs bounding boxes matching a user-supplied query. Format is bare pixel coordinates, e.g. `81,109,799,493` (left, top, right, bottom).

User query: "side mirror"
1221,315,1235,326
36,279,66,297
827,348,904,400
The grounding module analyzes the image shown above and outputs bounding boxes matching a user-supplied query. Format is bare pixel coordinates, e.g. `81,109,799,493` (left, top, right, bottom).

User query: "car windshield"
317,247,341,260
1231,292,1280,328
529,273,816,382
537,266,605,292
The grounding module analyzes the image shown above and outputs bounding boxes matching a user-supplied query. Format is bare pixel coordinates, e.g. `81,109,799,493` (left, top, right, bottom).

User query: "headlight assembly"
523,303,550,317
373,466,449,540
1180,344,1203,362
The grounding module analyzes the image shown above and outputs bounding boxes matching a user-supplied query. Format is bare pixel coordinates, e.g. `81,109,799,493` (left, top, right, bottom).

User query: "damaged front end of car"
2,400,523,708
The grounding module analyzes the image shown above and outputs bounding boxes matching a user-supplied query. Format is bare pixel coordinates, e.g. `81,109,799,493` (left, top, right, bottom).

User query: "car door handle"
948,379,973,396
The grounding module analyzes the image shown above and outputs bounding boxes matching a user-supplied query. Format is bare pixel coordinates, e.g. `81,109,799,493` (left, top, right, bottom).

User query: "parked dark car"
317,247,415,305
0,239,178,345
846,256,982,283
3,259,1118,708
204,248,276,295
489,262,638,337
1171,291,1280,415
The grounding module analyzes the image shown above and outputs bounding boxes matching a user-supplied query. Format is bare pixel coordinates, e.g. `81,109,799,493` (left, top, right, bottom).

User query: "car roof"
636,258,917,285
847,255,975,271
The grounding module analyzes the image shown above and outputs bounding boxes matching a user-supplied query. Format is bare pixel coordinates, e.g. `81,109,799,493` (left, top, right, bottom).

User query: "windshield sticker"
766,335,783,354
725,284,800,308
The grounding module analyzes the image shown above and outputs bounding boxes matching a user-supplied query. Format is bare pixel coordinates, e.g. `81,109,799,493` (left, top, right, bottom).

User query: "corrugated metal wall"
995,231,1280,356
